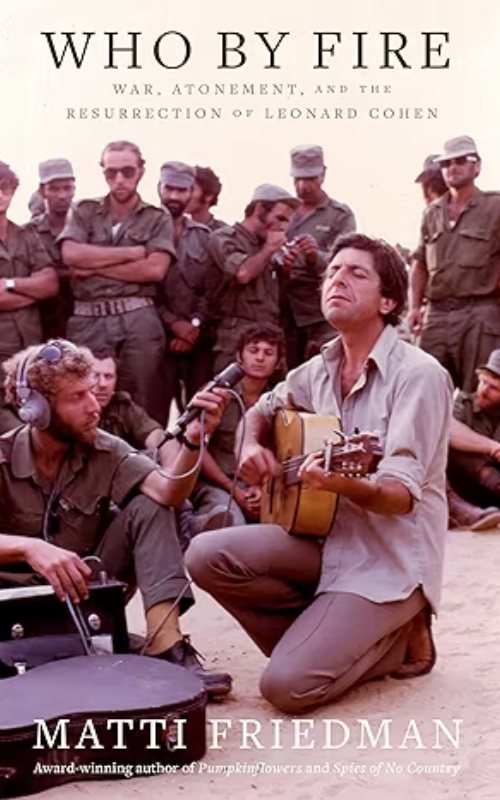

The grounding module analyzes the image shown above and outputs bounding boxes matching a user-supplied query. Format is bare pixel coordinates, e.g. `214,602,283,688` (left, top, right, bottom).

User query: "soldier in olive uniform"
92,349,162,450
157,161,218,412
210,184,299,372
0,340,232,696
187,166,227,232
282,145,356,368
408,135,500,392
415,154,447,205
29,158,76,340
0,161,59,434
60,141,175,425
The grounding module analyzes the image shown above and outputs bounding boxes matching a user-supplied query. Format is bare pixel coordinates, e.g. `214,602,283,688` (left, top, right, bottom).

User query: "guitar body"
261,410,341,537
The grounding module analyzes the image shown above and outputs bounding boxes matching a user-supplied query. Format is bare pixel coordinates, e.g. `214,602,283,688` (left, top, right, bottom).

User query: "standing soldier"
157,161,217,411
283,145,356,367
0,161,58,433
187,166,227,232
408,135,500,392
29,158,76,340
210,184,299,372
60,141,175,425
415,154,448,205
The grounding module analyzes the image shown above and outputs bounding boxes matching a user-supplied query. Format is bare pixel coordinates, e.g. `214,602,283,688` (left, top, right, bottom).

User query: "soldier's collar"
101,193,147,215
10,426,37,479
10,426,113,480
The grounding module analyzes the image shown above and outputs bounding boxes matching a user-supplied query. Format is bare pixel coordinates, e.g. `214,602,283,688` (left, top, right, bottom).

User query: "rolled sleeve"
144,210,176,259
210,233,249,278
25,228,52,273
110,451,157,505
376,361,452,502
58,204,91,244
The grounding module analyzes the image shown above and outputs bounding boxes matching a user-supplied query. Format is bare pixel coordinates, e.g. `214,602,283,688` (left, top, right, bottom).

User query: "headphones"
16,340,79,430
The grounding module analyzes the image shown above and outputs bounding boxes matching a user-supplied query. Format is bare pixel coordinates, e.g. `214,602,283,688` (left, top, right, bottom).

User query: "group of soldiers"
0,141,354,436
2,133,500,711
3,134,500,530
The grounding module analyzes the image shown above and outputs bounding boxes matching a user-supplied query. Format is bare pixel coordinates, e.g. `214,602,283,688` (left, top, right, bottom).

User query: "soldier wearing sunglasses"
59,141,176,426
408,135,500,392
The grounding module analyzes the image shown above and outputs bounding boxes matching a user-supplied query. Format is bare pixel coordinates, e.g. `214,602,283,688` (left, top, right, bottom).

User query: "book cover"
1,1,498,798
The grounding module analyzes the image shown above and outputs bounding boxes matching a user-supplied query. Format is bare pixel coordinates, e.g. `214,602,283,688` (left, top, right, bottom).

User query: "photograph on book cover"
1,0,500,798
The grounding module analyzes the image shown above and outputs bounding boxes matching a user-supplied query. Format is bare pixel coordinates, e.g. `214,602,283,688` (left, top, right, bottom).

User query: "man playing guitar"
187,232,452,713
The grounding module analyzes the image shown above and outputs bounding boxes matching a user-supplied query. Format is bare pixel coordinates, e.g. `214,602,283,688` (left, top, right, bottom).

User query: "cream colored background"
1,0,500,251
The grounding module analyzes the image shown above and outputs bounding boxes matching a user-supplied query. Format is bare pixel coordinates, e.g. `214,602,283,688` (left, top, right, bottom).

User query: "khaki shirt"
414,188,500,301
0,426,156,555
59,196,176,301
0,222,52,355
285,195,356,326
100,391,160,450
159,218,217,328
209,223,279,325
28,213,65,276
453,390,500,440
253,325,451,611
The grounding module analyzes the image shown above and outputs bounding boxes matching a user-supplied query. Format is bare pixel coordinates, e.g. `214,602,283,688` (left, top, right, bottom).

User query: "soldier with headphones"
0,339,232,697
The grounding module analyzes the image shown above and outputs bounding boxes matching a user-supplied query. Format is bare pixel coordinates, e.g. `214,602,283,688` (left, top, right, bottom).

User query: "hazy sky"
2,0,500,252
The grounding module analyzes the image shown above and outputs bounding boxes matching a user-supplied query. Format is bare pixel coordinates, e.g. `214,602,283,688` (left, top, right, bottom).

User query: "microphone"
163,362,245,442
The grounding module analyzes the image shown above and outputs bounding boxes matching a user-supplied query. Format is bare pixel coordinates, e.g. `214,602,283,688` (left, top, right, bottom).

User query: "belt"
74,297,154,317
429,296,498,312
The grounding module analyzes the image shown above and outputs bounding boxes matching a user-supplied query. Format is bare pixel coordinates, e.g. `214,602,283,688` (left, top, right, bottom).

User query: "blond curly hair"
3,341,95,408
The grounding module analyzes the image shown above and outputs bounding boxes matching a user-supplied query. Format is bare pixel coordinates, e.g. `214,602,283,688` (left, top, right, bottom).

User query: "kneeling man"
187,233,451,713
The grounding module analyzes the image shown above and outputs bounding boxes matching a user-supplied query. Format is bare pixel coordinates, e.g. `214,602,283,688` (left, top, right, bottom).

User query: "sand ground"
20,526,500,800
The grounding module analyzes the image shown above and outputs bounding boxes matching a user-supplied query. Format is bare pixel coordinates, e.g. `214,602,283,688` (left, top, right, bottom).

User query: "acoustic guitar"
261,410,383,537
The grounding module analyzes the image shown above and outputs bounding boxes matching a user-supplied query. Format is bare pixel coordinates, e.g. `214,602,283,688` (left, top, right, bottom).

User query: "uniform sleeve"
127,401,161,449
337,207,356,238
105,436,157,505
376,361,452,502
24,227,52,273
412,213,428,266
209,229,250,277
143,208,176,259
58,203,91,244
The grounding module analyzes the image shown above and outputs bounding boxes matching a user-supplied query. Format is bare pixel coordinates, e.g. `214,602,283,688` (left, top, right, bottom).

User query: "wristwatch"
190,317,202,328
5,278,15,292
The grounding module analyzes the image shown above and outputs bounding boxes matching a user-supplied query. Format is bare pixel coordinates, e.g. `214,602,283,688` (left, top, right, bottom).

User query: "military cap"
435,136,479,163
251,184,300,207
415,154,441,183
290,145,325,178
160,161,195,189
38,158,75,184
478,349,500,380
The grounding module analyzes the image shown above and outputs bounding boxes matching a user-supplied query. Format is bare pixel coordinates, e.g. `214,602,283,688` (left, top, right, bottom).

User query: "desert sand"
23,526,500,800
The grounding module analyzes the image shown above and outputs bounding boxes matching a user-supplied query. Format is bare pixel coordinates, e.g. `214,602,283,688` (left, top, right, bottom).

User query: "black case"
0,654,206,797
0,581,129,670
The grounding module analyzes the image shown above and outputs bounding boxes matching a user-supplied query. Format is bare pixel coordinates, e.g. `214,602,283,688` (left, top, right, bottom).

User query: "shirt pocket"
52,492,110,556
456,226,491,268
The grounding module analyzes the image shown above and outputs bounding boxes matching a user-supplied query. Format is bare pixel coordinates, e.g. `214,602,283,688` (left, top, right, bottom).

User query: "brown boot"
446,484,500,531
392,606,436,680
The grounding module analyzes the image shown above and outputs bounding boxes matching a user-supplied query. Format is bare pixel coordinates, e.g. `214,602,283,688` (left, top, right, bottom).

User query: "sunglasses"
440,155,477,169
103,166,138,180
